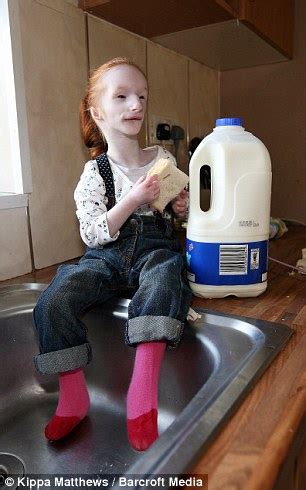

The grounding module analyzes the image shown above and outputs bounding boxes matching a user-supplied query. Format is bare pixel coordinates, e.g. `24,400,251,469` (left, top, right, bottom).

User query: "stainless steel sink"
0,283,291,483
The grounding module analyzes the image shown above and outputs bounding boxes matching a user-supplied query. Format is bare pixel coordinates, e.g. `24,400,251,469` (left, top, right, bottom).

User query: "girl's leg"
127,341,166,451
45,368,90,441
33,255,118,441
126,247,192,451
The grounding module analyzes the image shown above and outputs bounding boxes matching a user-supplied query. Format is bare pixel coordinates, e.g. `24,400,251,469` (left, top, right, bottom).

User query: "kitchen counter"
189,224,306,490
2,225,306,489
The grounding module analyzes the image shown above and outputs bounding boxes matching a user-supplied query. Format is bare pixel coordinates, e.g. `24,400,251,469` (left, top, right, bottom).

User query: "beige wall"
2,0,305,281
88,15,147,73
220,0,306,224
0,2,220,281
147,42,188,171
189,59,219,140
20,0,88,270
87,17,219,173
0,208,32,281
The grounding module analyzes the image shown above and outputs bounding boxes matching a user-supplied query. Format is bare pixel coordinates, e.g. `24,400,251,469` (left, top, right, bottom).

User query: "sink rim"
0,283,292,478
126,308,292,477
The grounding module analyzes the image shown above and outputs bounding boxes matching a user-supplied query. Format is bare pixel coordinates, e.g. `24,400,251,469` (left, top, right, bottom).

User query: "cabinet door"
275,417,306,490
215,0,294,57
239,0,294,58
295,435,306,490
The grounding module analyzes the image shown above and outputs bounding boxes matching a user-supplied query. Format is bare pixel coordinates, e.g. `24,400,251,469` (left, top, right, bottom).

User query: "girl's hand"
129,174,160,207
172,189,188,217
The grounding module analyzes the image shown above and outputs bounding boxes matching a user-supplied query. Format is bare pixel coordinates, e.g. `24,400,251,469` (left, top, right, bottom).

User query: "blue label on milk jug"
186,239,268,286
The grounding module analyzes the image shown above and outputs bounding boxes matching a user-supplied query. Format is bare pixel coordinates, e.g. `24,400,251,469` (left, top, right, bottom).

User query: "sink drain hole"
0,454,25,489
0,467,8,487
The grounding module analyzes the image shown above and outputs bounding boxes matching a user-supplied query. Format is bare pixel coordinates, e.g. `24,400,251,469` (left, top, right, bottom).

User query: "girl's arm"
75,161,161,247
106,174,160,238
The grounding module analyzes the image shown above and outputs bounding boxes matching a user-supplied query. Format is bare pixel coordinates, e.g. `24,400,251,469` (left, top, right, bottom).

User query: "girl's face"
94,64,148,138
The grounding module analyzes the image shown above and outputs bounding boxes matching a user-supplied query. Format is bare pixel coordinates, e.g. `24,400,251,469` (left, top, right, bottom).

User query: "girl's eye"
117,95,126,99
139,95,146,100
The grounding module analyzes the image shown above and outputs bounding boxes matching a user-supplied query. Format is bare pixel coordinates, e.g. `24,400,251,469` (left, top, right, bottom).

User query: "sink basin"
0,283,291,481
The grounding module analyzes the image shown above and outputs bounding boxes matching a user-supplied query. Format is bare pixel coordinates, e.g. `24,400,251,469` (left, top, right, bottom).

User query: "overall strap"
96,153,116,211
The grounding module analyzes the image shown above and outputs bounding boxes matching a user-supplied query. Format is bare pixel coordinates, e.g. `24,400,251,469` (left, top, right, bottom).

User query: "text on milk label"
186,239,268,286
238,220,259,227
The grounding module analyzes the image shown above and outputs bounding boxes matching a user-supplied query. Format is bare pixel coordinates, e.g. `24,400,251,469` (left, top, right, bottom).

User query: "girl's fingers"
175,200,186,207
147,175,159,185
178,189,187,199
148,182,160,193
174,200,187,212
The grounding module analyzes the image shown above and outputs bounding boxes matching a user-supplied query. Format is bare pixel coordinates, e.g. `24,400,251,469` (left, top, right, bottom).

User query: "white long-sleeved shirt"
74,145,176,248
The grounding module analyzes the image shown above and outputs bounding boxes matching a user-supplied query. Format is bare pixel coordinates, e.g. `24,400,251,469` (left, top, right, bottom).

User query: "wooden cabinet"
79,0,237,37
79,0,294,69
295,435,306,490
275,416,306,490
216,0,294,58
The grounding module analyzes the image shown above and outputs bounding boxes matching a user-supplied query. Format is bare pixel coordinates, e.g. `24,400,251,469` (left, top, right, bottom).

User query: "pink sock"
127,341,166,451
44,368,90,441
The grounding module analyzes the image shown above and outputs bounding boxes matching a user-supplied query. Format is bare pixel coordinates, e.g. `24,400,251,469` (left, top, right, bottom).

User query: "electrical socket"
149,114,173,145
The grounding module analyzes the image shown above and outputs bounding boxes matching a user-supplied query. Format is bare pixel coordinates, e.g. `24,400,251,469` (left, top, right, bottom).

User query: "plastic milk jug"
186,118,272,298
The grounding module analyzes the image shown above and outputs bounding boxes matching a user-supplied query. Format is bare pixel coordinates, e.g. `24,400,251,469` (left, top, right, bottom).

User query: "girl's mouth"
125,117,142,121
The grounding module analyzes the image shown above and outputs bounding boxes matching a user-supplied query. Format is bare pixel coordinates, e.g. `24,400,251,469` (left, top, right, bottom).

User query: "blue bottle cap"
215,118,243,127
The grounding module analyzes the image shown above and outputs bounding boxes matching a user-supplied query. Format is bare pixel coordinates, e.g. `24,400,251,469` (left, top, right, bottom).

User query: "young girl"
33,57,192,452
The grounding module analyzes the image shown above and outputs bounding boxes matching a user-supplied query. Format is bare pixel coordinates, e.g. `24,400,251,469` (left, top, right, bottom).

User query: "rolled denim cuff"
126,316,184,349
34,342,92,375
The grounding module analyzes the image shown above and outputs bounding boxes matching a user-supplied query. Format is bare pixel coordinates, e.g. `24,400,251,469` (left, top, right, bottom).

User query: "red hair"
80,57,146,159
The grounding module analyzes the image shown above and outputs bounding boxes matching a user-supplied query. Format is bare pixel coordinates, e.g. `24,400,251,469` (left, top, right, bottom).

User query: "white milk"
186,118,272,298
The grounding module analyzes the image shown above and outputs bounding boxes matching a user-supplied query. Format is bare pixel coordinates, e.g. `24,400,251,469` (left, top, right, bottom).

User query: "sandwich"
147,158,189,213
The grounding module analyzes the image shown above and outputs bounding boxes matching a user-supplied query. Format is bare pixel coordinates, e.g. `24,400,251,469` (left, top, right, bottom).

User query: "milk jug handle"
189,159,212,216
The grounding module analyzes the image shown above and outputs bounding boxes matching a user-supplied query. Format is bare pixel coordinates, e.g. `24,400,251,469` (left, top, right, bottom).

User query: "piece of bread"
147,158,189,213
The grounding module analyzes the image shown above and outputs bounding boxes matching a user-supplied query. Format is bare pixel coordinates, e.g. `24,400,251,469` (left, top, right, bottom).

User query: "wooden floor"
2,256,81,286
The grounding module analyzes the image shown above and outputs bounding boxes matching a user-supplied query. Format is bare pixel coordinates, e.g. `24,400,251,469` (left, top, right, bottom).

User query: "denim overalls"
33,154,192,375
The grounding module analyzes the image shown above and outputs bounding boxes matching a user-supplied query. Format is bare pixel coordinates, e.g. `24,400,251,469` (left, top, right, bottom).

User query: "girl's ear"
90,106,103,120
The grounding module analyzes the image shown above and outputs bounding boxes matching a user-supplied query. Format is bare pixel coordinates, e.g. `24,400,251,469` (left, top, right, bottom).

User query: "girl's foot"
127,341,166,451
45,368,90,441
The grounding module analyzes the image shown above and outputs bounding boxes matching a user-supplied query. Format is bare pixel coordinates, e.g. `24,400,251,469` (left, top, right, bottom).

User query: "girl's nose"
130,95,143,111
